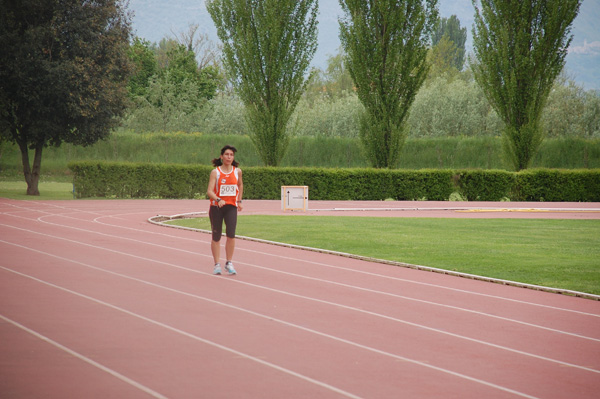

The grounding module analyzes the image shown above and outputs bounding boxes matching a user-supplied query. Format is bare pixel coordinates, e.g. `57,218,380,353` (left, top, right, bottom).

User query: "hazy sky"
129,0,599,89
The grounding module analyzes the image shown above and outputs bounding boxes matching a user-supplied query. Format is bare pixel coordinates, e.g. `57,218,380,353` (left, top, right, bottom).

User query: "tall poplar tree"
472,0,581,170
207,0,318,166
339,0,438,168
431,15,467,71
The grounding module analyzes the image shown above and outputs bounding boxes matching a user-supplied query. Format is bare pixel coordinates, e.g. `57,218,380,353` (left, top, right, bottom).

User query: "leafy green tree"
128,37,158,98
427,35,460,79
124,41,220,132
472,0,581,170
160,44,218,103
126,73,206,132
172,23,222,70
154,38,180,70
323,50,355,96
0,0,132,195
207,0,318,166
305,49,355,101
339,0,438,168
431,15,466,71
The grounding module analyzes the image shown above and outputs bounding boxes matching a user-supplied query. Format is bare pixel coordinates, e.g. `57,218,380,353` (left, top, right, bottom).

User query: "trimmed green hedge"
513,169,600,202
69,161,212,199
456,169,515,201
241,167,455,200
68,161,600,202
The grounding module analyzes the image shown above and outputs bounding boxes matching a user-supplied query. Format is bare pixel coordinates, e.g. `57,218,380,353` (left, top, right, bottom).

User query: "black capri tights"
209,205,238,241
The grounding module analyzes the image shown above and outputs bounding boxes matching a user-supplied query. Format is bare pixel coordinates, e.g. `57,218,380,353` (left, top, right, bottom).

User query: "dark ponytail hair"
212,145,239,167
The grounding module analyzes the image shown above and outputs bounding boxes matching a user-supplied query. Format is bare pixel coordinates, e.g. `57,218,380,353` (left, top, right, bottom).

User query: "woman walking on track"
207,145,243,275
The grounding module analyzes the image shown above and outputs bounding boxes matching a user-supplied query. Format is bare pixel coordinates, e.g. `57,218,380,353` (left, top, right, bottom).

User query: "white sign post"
281,186,308,211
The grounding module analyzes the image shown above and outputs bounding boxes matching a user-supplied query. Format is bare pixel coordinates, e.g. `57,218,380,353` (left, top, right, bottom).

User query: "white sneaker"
225,261,237,275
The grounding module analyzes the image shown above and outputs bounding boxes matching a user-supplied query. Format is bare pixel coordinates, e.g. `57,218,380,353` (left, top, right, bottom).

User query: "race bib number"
219,184,236,196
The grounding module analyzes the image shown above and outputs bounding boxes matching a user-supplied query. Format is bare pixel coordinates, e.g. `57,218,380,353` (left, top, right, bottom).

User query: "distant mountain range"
129,0,600,90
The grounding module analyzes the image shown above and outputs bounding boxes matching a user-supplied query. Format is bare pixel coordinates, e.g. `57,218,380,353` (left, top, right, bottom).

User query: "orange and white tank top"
211,166,239,207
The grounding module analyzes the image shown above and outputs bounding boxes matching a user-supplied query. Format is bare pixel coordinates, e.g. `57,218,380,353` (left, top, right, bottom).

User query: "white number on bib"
219,184,236,196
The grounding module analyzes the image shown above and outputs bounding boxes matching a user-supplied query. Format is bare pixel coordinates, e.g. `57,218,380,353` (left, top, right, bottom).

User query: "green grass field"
169,215,600,296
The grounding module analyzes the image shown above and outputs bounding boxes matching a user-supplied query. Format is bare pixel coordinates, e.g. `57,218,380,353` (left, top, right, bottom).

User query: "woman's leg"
211,240,221,264
209,206,224,264
225,237,235,262
222,205,238,274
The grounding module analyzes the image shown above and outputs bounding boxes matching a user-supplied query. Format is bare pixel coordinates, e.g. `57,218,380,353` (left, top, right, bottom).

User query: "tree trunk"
18,141,43,196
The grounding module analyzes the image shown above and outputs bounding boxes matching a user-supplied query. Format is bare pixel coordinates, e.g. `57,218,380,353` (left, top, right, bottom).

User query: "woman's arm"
207,169,223,206
237,169,244,211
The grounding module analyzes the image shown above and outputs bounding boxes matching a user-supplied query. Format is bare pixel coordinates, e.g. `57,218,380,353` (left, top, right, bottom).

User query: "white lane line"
5,201,600,315
2,217,599,344
0,264,542,399
0,313,168,399
0,266,363,399
96,213,600,315
240,261,600,342
2,238,599,377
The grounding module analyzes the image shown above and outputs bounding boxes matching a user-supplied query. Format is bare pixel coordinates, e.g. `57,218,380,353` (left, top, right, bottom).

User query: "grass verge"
0,181,74,200
169,215,600,296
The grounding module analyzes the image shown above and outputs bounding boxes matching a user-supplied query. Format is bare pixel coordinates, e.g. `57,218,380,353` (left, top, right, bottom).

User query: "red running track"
1,198,599,398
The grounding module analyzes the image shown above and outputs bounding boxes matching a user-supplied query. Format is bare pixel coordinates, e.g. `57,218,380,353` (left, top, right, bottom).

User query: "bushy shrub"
291,94,362,138
195,93,248,136
542,78,600,138
407,75,503,137
120,74,599,142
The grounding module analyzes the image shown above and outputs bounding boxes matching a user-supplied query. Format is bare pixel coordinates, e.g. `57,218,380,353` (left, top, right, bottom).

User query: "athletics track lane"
1,198,599,398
